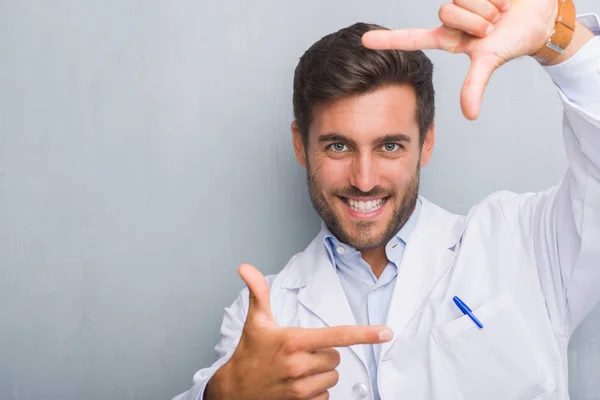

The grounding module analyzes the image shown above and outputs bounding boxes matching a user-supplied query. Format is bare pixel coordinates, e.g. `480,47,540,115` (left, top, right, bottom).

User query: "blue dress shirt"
322,200,421,400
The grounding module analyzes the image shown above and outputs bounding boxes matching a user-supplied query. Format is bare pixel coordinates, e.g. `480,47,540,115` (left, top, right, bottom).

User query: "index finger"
291,325,393,351
362,28,443,51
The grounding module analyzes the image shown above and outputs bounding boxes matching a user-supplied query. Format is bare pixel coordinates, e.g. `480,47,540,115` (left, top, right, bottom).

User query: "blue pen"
453,296,484,329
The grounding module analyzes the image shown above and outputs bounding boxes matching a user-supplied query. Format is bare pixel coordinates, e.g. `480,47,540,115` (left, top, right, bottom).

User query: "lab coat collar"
286,227,370,366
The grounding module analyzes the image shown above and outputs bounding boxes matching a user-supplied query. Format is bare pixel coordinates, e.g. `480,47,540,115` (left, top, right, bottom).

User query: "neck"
360,200,419,278
361,247,389,278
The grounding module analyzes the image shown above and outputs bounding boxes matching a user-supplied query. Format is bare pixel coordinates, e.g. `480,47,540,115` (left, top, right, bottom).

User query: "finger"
288,325,393,352
460,53,500,120
238,264,275,329
362,27,443,51
490,0,511,12
362,26,469,54
438,3,495,38
452,0,501,23
288,370,339,399
283,349,341,379
310,391,330,400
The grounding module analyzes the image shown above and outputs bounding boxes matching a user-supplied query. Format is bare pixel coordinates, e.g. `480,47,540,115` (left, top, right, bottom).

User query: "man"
174,0,600,398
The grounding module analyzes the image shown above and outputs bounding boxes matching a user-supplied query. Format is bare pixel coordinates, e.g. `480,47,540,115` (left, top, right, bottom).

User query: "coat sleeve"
171,285,250,400
502,25,600,336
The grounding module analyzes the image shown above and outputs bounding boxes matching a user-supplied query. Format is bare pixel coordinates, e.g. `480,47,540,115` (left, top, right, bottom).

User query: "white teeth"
347,198,385,213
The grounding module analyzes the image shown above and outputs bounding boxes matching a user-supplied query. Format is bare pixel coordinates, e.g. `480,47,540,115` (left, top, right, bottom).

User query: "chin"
340,221,390,249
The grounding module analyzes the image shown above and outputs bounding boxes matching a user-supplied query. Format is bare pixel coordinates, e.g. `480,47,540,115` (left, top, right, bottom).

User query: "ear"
419,124,435,168
291,121,307,168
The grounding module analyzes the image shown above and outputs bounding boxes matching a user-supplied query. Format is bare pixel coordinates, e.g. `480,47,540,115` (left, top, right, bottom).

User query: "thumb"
460,52,500,120
238,264,276,329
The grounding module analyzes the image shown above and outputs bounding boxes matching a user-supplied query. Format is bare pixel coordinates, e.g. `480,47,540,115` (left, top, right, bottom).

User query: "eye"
382,143,401,152
328,143,348,152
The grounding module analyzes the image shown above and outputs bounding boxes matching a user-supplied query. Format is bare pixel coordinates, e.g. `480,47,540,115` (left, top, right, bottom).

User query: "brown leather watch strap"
533,0,577,64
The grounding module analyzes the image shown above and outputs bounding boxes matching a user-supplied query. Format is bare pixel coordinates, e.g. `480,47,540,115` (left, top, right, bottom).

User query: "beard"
307,164,420,251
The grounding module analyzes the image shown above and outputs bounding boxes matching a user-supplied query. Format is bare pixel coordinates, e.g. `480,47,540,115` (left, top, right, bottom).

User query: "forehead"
309,84,419,141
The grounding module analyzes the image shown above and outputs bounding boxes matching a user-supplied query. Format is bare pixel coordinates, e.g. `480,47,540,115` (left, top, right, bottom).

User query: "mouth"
339,196,389,218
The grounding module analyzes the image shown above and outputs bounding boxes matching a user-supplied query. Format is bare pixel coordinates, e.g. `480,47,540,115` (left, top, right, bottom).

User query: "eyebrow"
317,132,412,146
318,133,355,145
374,133,412,145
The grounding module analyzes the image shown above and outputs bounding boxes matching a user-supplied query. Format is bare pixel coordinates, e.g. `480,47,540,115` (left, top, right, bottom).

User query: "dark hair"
293,22,435,147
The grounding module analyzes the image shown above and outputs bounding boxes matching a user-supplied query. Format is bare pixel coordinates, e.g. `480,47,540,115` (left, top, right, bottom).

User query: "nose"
349,151,379,193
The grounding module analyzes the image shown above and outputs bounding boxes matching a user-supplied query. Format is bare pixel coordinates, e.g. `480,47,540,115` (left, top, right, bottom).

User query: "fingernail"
379,329,393,342
485,24,494,36
501,1,511,11
492,14,501,24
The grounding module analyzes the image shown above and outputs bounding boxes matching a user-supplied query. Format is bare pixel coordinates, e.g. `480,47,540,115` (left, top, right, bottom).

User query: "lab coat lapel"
380,198,465,358
292,234,369,366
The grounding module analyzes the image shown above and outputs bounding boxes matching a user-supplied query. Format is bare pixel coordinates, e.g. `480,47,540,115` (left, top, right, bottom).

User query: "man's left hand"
362,0,558,120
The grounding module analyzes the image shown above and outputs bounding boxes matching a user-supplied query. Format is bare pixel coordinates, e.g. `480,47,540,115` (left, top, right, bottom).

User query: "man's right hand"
205,264,394,400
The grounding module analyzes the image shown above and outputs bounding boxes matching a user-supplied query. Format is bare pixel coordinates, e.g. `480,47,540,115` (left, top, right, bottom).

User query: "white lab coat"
174,59,600,400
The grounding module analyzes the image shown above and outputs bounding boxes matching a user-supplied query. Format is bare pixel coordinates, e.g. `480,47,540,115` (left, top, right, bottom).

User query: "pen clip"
453,296,484,329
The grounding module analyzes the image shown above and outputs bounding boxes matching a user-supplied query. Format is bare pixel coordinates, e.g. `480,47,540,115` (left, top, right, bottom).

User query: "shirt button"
351,382,369,399
336,246,345,254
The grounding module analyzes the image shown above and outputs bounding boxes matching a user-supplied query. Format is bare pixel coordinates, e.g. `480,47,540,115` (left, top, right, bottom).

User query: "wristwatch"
533,0,577,64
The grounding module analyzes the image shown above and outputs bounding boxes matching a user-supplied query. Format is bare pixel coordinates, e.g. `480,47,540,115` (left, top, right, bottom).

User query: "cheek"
311,157,351,188
379,159,417,189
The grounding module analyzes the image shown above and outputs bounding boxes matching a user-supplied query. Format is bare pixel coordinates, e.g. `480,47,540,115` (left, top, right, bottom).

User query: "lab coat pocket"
432,292,556,400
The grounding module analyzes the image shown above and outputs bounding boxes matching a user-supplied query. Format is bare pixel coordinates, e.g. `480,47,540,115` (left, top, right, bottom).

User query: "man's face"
292,84,434,250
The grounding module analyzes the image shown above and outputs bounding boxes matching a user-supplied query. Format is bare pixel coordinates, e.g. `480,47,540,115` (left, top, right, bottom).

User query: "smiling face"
293,84,434,251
